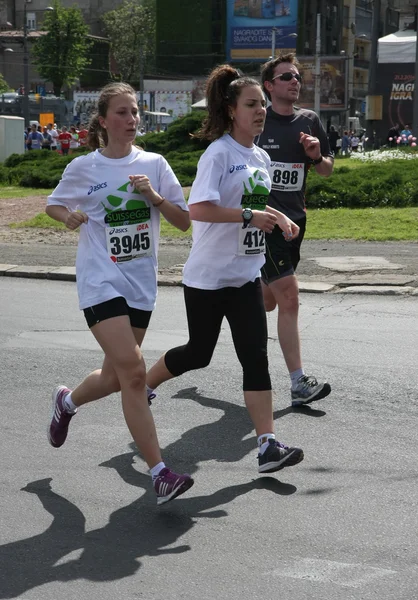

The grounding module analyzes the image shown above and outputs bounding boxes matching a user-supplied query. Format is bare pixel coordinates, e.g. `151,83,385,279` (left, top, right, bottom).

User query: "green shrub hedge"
2,111,418,207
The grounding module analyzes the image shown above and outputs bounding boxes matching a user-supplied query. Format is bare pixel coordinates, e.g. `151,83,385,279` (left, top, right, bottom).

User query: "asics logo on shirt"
229,164,248,173
88,182,108,195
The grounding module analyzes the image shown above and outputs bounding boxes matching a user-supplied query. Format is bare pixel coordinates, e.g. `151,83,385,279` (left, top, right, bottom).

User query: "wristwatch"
312,154,323,165
242,207,253,228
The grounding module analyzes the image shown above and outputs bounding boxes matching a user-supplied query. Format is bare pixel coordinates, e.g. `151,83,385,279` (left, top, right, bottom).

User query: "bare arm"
189,201,277,232
46,204,88,230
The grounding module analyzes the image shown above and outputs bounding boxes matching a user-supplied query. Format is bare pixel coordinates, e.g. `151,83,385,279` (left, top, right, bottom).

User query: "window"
26,12,36,31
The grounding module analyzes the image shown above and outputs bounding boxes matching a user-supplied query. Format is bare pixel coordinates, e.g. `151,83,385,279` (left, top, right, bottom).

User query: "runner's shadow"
0,467,295,599
159,386,309,470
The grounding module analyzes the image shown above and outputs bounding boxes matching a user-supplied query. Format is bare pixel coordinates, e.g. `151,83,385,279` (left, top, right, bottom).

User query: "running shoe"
147,391,156,406
258,439,304,473
291,375,331,407
47,386,76,448
154,468,194,505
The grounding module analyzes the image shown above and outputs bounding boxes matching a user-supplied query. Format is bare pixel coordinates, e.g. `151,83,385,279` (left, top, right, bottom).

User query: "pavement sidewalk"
1,239,418,296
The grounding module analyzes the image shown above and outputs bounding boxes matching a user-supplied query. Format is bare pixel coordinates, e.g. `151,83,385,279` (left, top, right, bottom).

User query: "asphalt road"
1,278,418,600
2,239,418,278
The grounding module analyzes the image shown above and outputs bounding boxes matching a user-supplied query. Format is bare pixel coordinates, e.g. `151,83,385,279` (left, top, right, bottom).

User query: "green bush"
305,159,418,208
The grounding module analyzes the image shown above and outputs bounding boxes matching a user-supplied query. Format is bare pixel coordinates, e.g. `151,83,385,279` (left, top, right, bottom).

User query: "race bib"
268,161,304,192
238,225,265,256
106,221,152,263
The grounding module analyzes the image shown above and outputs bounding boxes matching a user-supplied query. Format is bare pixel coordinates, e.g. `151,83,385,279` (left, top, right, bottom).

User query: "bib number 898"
272,169,299,186
110,232,150,256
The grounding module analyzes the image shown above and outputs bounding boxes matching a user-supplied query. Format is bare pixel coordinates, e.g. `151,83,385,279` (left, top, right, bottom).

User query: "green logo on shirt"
102,181,151,226
241,169,269,210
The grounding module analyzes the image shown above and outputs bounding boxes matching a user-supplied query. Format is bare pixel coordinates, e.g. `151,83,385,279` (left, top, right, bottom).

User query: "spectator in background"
400,124,412,145
69,125,79,152
341,130,351,156
26,123,43,150
47,123,59,151
58,125,72,156
327,125,340,156
350,131,360,152
41,126,52,150
78,123,88,147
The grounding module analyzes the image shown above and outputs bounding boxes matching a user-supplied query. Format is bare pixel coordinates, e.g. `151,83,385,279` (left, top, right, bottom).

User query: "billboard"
376,63,414,133
227,0,298,62
297,57,347,111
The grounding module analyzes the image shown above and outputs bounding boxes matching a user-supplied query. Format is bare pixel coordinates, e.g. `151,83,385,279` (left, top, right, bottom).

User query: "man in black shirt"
258,53,334,407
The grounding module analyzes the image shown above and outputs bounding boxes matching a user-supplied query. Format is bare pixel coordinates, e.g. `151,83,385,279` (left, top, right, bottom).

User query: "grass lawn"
5,185,418,242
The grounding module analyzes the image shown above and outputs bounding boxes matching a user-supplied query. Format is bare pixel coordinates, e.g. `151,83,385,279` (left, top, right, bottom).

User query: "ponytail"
86,114,107,150
195,65,260,141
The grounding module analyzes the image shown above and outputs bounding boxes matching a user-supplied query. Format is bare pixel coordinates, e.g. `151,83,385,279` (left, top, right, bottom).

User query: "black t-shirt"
257,106,332,221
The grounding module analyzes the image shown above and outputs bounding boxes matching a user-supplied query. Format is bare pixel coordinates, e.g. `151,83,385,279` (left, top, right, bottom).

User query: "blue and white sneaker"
258,439,304,473
291,375,331,407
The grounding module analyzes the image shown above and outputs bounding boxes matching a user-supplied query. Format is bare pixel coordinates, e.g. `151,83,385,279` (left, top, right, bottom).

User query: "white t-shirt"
183,134,271,290
47,146,187,311
49,128,58,147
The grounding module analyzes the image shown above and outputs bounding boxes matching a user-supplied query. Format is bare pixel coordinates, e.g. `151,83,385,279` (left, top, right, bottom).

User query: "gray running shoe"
291,375,331,407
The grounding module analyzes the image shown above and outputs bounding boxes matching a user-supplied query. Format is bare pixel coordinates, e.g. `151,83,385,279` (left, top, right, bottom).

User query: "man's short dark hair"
261,53,300,101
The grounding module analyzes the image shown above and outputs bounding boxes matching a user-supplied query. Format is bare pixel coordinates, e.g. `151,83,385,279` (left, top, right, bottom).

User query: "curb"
1,263,417,296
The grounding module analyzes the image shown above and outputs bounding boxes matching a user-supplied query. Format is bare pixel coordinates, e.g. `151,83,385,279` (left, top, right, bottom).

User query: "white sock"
146,385,155,398
257,433,275,455
290,368,304,390
63,392,78,413
150,461,166,481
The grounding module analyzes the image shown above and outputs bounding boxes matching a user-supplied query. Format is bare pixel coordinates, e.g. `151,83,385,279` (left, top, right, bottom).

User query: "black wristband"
312,155,323,165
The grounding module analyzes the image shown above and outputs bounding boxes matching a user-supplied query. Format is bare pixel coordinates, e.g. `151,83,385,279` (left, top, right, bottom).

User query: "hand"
251,210,277,233
299,131,321,160
129,174,154,197
65,210,88,230
276,213,300,242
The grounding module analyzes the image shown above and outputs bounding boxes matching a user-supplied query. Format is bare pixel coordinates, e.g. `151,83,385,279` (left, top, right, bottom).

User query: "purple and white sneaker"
47,386,76,448
154,468,194,505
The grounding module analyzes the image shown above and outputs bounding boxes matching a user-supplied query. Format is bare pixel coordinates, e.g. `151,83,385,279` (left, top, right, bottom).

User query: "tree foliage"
102,0,156,85
32,0,92,96
0,73,10,94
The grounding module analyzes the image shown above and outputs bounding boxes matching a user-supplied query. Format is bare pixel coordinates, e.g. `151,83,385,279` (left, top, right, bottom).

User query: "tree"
0,73,10,94
102,0,156,85
32,0,92,96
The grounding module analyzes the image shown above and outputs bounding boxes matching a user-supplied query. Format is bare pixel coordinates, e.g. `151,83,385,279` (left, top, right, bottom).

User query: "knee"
277,287,300,314
118,362,147,391
102,371,121,394
166,345,213,375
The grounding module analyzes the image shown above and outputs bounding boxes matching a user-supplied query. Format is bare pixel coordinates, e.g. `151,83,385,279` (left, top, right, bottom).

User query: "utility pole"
365,0,381,148
271,27,276,59
22,0,30,127
314,13,321,117
139,45,144,122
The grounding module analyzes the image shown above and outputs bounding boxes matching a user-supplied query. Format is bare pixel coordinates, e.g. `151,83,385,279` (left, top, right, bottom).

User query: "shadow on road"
0,386,303,598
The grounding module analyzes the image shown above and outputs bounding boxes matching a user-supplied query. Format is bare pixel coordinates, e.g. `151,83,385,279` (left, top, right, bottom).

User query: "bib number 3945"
238,225,265,256
106,222,152,263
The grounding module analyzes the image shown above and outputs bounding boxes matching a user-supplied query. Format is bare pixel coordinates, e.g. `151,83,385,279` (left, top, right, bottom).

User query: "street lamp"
22,3,54,126
271,30,297,59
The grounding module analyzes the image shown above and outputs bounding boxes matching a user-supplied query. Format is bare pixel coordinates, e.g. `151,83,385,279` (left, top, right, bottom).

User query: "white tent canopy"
378,30,416,63
191,98,207,109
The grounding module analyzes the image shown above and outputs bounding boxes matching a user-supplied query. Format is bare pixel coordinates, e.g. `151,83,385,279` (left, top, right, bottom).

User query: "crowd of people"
327,125,366,156
24,122,89,154
45,53,333,507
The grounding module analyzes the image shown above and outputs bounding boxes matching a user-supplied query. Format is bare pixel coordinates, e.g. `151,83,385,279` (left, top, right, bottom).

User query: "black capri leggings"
165,278,271,391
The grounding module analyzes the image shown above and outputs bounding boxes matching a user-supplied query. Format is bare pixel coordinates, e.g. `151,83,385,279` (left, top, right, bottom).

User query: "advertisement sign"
376,63,414,133
297,58,347,111
227,0,298,62
73,91,152,121
154,91,192,119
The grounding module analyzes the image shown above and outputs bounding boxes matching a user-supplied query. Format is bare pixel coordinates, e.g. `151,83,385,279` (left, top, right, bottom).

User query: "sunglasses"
272,72,302,82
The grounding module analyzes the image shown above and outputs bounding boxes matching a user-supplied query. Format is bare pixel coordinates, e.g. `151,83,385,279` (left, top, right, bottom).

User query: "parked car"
0,92,19,103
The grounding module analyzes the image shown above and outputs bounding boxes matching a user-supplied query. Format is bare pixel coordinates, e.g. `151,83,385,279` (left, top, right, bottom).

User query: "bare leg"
268,275,302,373
146,354,174,390
243,390,274,436
261,279,277,312
90,316,161,469
71,328,146,407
